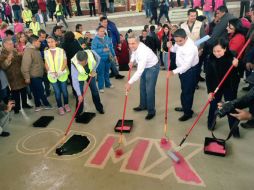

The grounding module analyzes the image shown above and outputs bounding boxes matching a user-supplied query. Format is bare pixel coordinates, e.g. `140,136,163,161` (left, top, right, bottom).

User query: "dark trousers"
75,78,103,115
30,77,50,107
157,8,170,23
0,87,10,104
11,87,28,112
240,1,250,18
5,15,13,24
149,7,158,24
179,65,198,116
101,3,107,16
76,0,83,15
43,73,51,96
208,87,239,135
89,3,96,16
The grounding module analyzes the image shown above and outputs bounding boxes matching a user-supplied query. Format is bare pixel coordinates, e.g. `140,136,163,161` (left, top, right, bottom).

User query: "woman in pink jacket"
203,0,214,23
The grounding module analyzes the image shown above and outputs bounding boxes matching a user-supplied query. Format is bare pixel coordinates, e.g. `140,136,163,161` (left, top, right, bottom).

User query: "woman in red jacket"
227,18,246,57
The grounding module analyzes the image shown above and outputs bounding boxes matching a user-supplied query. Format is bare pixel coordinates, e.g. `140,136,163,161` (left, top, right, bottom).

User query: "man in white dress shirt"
125,34,160,120
168,29,199,121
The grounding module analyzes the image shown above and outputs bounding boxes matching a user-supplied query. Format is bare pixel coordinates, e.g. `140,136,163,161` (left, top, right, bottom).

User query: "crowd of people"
0,2,254,141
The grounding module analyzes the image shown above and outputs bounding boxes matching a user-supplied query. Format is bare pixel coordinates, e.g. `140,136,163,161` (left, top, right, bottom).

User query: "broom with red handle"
115,66,133,156
179,36,252,147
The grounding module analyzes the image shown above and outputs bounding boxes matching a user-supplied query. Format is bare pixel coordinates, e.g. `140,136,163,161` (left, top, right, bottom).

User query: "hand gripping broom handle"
164,32,172,135
119,66,133,136
179,36,252,147
64,76,93,137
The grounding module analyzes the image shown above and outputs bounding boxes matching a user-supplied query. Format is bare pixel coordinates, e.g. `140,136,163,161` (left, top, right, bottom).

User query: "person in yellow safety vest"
71,50,104,116
29,16,40,36
44,36,71,115
22,5,33,28
55,2,68,29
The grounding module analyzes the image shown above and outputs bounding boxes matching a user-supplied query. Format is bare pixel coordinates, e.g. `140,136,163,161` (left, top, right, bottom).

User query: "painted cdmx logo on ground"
16,129,205,187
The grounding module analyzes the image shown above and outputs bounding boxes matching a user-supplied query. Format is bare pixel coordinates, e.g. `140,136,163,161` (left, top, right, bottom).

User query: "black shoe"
14,110,19,114
109,73,115,78
242,85,251,91
145,113,155,120
115,74,125,79
98,109,105,114
0,131,10,137
23,104,33,109
240,120,254,128
174,107,184,112
232,126,240,138
28,94,32,100
178,114,192,121
133,106,146,112
199,76,205,82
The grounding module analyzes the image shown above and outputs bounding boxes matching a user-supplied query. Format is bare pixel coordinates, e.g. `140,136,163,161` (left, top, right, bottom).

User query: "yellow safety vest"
22,10,32,22
71,50,97,81
29,22,40,36
56,4,63,16
44,48,69,83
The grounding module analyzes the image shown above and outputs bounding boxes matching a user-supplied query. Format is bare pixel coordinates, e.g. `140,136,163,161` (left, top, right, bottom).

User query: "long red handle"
179,36,251,146
119,67,132,135
164,32,172,134
64,76,93,136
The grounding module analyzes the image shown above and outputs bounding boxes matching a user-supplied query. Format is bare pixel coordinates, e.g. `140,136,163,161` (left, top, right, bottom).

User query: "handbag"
204,113,240,157
98,38,117,65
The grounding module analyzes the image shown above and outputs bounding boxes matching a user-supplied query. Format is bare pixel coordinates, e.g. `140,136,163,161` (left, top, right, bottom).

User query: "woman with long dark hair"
227,18,246,57
206,38,241,137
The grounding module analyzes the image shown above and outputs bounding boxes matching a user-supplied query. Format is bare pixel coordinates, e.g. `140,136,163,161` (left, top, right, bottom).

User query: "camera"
216,101,235,118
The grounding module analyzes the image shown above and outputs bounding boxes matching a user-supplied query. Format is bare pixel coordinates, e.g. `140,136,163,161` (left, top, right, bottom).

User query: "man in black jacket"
140,30,157,53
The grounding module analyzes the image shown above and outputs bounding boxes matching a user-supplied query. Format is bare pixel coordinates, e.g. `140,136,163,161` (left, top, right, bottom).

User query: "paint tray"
204,137,226,157
114,120,133,133
56,134,90,156
33,116,54,128
75,112,96,124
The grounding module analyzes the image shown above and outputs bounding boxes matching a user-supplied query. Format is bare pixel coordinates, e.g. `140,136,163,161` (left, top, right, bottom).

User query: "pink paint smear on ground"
173,153,202,184
90,136,115,165
160,138,172,150
204,142,226,154
126,140,149,171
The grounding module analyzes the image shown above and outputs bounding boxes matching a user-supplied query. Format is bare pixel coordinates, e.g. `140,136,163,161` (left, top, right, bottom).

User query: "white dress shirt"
128,42,158,84
171,38,199,75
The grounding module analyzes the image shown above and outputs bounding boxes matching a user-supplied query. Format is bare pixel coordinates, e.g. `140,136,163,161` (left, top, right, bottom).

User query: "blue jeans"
96,58,111,90
51,81,69,108
0,87,9,104
30,77,50,107
13,10,22,22
204,11,213,23
109,2,114,13
163,52,169,70
140,64,160,115
144,2,151,17
179,65,198,116
76,78,103,115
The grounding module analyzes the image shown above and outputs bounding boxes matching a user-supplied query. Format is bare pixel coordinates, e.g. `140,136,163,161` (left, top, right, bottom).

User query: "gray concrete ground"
1,2,254,190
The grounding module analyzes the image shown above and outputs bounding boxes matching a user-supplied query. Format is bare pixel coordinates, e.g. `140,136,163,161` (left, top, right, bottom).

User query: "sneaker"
0,131,10,137
58,107,65,115
115,74,125,79
44,105,53,110
109,85,115,89
22,104,33,109
64,104,71,112
99,89,104,93
35,107,43,112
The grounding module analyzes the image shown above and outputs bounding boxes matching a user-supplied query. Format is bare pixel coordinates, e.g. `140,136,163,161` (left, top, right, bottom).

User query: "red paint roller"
115,66,133,157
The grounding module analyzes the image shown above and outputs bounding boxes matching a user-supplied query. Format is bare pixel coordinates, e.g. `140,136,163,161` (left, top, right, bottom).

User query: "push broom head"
167,150,180,163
